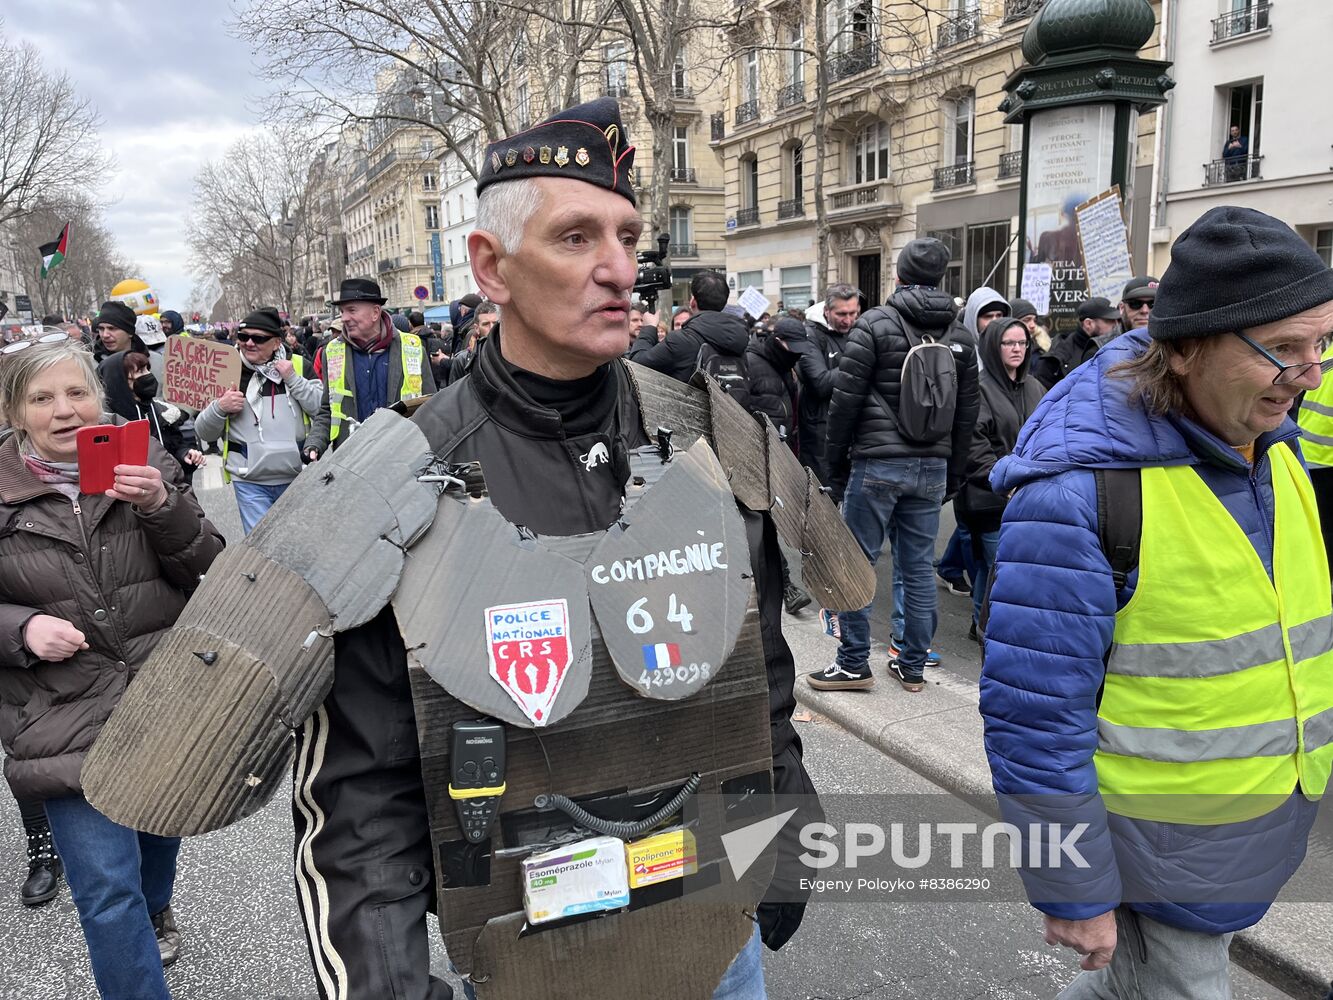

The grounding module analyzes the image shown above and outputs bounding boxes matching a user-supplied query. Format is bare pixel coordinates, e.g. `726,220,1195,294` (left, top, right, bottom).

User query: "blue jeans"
233,480,290,535
937,523,977,585
971,529,1001,628
712,925,766,998
44,795,180,1000
837,457,947,677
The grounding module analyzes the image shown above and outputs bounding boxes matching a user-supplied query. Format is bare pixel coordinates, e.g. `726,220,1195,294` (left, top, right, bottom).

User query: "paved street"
0,480,1302,997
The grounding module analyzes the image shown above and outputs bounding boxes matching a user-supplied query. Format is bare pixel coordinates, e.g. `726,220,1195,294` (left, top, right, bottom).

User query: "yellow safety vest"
1297,348,1333,469
222,355,307,485
1097,444,1333,825
326,332,424,445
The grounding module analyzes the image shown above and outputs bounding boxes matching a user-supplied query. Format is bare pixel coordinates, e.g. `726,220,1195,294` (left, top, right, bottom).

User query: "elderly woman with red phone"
0,335,224,999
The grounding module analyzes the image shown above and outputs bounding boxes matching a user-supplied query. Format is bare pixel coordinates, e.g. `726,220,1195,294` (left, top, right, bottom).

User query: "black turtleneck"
500,356,617,438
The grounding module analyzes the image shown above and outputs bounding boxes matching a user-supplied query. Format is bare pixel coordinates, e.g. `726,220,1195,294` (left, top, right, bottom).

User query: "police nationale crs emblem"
485,599,573,725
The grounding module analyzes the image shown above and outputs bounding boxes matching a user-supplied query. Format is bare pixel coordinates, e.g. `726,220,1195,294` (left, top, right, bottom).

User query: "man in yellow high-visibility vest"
304,278,435,459
981,206,1333,998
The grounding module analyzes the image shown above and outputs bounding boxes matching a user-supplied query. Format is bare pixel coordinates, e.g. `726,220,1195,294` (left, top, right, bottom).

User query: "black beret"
476,97,637,206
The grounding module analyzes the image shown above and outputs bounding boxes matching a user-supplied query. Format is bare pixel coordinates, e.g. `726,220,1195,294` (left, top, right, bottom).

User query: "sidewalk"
784,608,1333,1000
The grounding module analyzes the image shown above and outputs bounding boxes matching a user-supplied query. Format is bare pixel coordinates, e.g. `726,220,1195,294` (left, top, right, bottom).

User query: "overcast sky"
7,0,267,311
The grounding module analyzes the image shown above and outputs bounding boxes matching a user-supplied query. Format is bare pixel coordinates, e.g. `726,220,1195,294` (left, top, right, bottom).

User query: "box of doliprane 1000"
522,835,631,925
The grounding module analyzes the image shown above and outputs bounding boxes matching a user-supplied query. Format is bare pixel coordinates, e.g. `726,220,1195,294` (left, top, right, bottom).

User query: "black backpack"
894,330,959,444
696,341,753,414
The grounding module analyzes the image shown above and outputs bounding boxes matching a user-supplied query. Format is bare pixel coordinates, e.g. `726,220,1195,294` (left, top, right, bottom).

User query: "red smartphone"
77,421,151,494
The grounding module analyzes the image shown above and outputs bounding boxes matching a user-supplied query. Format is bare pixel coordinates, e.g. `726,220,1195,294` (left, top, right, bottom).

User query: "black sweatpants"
292,607,452,1000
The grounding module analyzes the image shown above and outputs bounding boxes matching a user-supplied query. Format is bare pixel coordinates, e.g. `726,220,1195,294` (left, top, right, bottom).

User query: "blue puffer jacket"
980,329,1319,934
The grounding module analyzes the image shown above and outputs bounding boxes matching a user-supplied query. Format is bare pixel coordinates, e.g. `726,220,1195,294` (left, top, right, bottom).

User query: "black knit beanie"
94,300,137,336
240,307,283,336
1150,207,1333,341
896,238,951,287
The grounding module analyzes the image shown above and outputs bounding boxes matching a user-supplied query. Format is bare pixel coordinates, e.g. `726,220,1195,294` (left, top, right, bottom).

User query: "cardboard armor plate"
586,439,750,701
394,491,593,728
248,408,438,629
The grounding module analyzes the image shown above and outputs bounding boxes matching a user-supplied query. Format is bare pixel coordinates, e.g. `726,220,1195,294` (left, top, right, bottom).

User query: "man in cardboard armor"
82,99,874,999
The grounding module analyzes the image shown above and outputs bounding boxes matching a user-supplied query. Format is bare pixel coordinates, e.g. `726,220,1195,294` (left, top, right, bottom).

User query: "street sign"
413,285,429,301
725,218,738,232
430,232,444,300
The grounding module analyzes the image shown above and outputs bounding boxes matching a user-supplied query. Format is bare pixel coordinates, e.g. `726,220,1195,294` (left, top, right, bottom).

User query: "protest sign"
1020,263,1053,317
164,336,241,410
738,286,770,320
1075,187,1134,305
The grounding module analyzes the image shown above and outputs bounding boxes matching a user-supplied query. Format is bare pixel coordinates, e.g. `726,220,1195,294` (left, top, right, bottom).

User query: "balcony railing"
830,43,878,82
366,150,398,182
669,243,698,258
777,82,805,108
670,167,697,184
602,82,629,99
1204,155,1263,186
777,198,805,220
736,207,760,227
672,83,693,99
1002,0,1045,23
937,9,982,49
1212,3,1270,43
377,257,400,273
933,160,976,190
999,150,1023,179
735,100,760,126
711,112,725,141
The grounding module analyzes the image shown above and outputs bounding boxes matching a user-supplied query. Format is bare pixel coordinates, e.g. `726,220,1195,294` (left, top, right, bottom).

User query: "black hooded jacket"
794,317,850,480
958,318,1048,530
745,329,801,449
627,309,749,384
824,285,978,496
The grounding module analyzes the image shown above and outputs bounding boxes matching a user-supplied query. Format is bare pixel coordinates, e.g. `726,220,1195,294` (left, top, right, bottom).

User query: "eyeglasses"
2,332,68,356
999,339,1029,348
1124,299,1153,311
1233,331,1333,386
235,332,277,344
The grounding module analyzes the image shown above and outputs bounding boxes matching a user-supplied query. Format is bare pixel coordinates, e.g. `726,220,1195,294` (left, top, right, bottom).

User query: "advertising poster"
1024,105,1117,330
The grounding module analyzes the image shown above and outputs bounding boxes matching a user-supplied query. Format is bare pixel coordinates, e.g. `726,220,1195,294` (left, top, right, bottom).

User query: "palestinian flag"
39,223,70,278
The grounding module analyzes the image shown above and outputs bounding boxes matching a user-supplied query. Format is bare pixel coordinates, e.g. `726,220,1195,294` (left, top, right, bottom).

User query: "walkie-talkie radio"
448,720,506,843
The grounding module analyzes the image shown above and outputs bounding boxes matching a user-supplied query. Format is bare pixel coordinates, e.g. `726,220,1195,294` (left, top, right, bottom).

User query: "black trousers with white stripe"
292,607,454,1000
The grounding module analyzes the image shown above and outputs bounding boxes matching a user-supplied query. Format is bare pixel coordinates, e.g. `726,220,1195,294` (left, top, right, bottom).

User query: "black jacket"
958,320,1048,532
794,319,849,480
326,331,816,948
1032,327,1099,388
824,285,978,496
626,309,748,384
745,333,800,449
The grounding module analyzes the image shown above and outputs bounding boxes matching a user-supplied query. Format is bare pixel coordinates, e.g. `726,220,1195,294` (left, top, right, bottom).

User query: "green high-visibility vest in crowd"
325,332,424,445
1297,347,1333,469
1096,442,1333,825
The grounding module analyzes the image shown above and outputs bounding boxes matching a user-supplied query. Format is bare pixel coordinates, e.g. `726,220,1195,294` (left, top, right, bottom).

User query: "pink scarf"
22,449,81,500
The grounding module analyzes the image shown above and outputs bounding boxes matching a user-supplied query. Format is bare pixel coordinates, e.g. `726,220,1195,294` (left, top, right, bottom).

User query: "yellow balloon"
109,278,159,316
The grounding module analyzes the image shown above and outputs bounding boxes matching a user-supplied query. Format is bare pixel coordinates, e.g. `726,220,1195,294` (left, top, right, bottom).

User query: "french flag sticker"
641,642,682,671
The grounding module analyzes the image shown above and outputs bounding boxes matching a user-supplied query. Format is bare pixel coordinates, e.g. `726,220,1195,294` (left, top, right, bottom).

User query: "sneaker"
152,905,181,968
806,663,874,691
888,661,925,693
819,609,841,639
937,571,971,597
888,638,941,668
783,583,812,615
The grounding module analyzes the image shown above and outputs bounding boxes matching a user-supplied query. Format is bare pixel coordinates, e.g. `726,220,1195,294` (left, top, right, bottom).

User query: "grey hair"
825,283,861,308
0,336,103,431
475,178,546,254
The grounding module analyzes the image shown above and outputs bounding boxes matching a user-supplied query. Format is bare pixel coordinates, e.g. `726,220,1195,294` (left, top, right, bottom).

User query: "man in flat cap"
292,97,815,999
304,277,435,459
